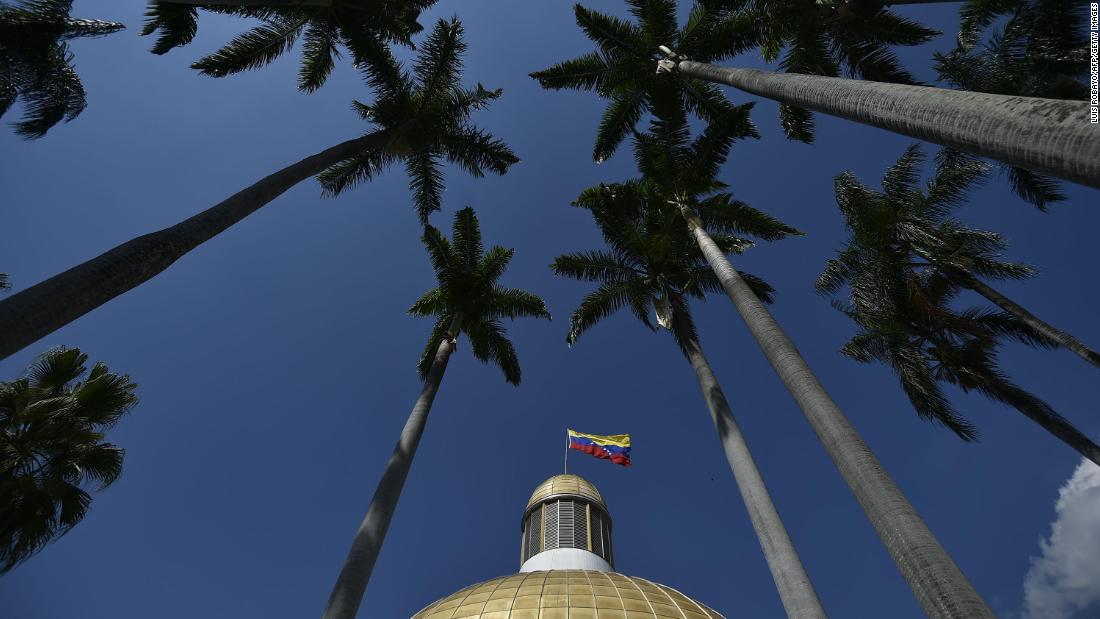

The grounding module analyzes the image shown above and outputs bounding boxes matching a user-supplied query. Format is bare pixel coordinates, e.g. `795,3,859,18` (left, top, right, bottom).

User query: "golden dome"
526,474,605,513
412,570,724,618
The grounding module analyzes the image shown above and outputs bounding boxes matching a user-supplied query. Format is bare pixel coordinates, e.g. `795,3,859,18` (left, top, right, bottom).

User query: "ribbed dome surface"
412,570,724,618
526,475,605,513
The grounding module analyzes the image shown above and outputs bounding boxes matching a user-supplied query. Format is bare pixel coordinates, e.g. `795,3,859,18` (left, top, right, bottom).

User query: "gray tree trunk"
321,335,455,619
0,129,392,362
663,59,1099,191
673,319,828,619
961,274,1100,369
678,207,994,618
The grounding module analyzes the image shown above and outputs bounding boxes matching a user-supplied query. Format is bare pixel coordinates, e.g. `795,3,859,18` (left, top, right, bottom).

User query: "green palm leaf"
411,207,548,384
0,347,138,573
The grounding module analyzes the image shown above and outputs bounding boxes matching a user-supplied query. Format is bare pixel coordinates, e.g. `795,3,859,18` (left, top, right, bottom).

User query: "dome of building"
525,474,606,513
411,473,726,617
411,570,724,618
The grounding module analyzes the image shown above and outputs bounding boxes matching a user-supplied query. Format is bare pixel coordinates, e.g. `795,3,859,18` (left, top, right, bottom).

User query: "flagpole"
564,430,569,474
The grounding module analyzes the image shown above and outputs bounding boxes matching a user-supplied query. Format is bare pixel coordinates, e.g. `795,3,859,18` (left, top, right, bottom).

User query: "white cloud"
1022,459,1100,619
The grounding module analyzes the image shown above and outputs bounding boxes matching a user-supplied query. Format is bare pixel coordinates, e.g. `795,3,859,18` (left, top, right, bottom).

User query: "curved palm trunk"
678,207,993,618
673,321,828,619
986,379,1100,466
660,59,1099,191
321,335,455,619
0,129,392,362
961,274,1100,369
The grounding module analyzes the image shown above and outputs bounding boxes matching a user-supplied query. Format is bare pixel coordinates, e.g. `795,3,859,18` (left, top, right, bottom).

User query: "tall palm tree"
0,18,519,362
825,271,1100,466
639,107,993,616
0,0,124,138
554,183,829,619
934,0,1089,209
322,207,550,619
141,0,434,91
709,0,938,142
818,144,1100,367
0,347,138,573
816,145,1100,465
159,0,331,6
0,274,8,291
654,48,1099,191
529,0,757,162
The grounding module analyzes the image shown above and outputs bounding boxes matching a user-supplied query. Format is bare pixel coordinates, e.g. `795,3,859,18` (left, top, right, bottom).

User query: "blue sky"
2,1,1099,617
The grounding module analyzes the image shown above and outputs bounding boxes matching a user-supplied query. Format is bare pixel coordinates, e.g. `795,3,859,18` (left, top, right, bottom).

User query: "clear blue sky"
2,1,1099,618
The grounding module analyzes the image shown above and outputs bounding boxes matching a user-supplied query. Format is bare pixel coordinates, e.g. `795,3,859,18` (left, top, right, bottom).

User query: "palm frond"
420,224,454,279
0,347,136,574
479,246,514,284
11,45,84,139
697,194,802,241
406,153,444,222
191,15,308,78
551,251,640,284
465,319,522,385
888,343,979,440
438,126,518,178
410,208,546,384
573,4,644,56
924,148,987,214
593,90,646,163
316,144,399,197
298,22,338,92
416,316,450,379
528,52,616,93
567,280,650,345
141,1,198,55
778,103,814,144
487,288,551,322
882,143,925,201
408,288,445,318
1006,165,1065,211
451,206,483,274
414,17,464,102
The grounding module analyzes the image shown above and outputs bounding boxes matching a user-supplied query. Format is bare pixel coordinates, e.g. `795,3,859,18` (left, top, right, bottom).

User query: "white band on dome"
519,548,612,573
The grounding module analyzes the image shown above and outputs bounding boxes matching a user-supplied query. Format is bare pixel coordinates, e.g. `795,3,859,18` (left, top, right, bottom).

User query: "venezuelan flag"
568,429,632,467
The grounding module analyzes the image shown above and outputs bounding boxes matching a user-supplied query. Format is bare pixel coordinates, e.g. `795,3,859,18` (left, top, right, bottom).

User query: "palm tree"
554,182,829,619
0,0,124,138
709,0,938,142
0,274,8,290
0,18,518,363
825,272,1100,466
322,207,549,619
818,144,1100,367
159,0,332,5
654,48,1099,191
816,145,1100,465
639,107,993,616
141,0,433,91
0,347,138,573
529,0,757,162
934,0,1089,209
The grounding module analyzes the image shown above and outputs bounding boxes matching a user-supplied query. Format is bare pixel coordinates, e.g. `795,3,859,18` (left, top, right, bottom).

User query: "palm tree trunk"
321,335,455,619
0,129,392,362
659,59,1099,190
983,379,1100,467
673,320,829,619
677,206,993,618
960,273,1100,369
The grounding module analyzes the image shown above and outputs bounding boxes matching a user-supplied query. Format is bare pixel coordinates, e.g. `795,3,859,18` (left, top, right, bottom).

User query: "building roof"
411,570,725,618
525,474,606,513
